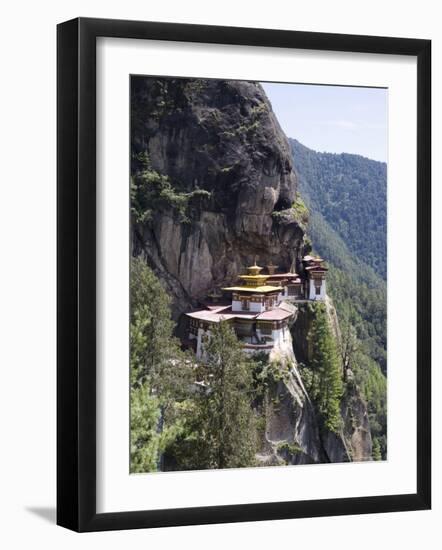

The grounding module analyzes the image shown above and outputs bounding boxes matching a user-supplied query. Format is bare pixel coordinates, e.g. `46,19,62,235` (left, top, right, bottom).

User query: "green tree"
130,257,191,398
353,352,387,459
340,315,359,374
131,152,211,225
130,257,192,472
193,321,257,469
308,304,344,433
131,256,176,382
372,437,382,461
130,382,161,473
131,382,186,473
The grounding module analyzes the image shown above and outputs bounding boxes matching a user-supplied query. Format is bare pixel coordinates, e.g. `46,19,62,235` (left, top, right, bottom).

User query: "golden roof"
246,259,263,276
224,260,286,292
235,259,272,287
222,285,282,293
238,274,268,287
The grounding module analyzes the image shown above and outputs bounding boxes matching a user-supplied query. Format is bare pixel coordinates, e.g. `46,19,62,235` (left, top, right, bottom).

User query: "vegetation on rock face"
352,352,387,459
277,441,303,461
131,151,211,224
271,191,309,230
291,192,309,228
252,354,292,391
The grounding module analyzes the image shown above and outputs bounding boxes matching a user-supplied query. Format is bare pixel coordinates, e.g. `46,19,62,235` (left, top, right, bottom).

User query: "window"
315,283,321,295
242,299,250,311
260,324,272,335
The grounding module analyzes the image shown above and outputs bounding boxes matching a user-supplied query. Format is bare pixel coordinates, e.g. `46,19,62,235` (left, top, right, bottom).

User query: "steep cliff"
257,301,372,466
131,77,306,316
291,300,371,462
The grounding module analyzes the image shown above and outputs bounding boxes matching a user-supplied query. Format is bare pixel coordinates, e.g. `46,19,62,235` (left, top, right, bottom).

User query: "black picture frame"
57,17,431,532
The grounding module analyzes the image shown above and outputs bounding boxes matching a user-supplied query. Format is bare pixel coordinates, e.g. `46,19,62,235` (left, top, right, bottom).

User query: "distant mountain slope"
290,138,387,372
290,139,387,279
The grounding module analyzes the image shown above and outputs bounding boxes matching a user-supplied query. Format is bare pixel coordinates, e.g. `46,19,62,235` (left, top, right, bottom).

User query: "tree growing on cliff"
130,257,192,397
353,351,387,459
308,304,344,433
130,258,192,472
372,437,382,461
193,321,257,469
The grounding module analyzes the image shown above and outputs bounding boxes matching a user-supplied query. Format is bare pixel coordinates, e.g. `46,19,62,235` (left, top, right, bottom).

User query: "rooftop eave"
222,285,282,293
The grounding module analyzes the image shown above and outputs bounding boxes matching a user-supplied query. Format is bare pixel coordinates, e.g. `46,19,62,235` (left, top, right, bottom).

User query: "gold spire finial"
245,256,263,277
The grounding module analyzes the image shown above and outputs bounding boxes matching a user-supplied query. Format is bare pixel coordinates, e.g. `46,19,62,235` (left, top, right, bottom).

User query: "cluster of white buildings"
185,256,328,360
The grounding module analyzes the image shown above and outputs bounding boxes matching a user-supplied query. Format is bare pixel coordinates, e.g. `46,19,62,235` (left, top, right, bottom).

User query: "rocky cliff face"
131,77,305,316
291,296,372,462
258,302,372,466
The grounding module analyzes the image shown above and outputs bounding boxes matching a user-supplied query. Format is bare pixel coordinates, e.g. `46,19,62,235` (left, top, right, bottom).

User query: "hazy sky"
261,82,388,163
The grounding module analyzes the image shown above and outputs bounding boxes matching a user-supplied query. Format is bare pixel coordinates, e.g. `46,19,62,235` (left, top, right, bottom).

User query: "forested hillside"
290,139,387,279
290,138,387,458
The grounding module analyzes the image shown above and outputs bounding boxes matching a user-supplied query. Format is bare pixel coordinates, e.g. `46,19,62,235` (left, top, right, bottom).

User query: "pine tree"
131,382,185,473
130,382,161,472
372,437,382,461
130,258,192,472
131,257,193,397
308,304,344,433
193,321,257,469
131,257,177,386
